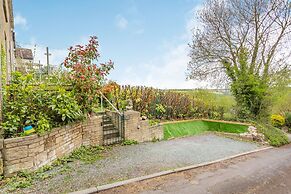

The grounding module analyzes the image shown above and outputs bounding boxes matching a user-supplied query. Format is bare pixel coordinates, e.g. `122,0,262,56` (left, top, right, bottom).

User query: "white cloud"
14,13,28,29
113,43,208,89
111,4,207,89
116,15,128,30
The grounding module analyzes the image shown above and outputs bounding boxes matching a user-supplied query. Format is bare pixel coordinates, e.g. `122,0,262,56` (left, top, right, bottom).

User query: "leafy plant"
1,72,83,138
68,145,105,163
257,124,289,147
48,89,83,123
63,36,114,114
270,114,285,127
121,139,138,146
107,85,228,121
149,119,160,126
285,112,291,128
1,44,7,85
36,115,51,134
155,104,166,119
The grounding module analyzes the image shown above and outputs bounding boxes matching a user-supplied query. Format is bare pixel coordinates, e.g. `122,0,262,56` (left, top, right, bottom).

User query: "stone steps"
102,114,123,145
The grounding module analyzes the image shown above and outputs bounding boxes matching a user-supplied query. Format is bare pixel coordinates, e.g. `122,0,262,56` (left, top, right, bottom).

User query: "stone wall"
0,139,3,175
82,116,103,146
124,110,163,142
0,111,164,176
0,116,102,176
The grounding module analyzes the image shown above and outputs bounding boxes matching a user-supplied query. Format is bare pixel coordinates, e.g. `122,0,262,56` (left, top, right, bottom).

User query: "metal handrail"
99,92,122,116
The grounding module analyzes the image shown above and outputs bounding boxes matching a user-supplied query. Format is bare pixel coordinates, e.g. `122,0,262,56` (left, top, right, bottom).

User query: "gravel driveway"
11,134,261,194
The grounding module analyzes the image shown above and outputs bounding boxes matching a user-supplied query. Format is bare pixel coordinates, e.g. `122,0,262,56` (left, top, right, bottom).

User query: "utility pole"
38,60,42,81
32,44,36,68
44,47,51,75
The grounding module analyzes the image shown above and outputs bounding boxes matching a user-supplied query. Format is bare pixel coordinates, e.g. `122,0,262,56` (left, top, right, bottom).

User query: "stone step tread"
103,120,112,123
103,125,116,129
103,129,119,135
103,137,123,145
103,134,121,140
103,123,114,127
103,119,112,123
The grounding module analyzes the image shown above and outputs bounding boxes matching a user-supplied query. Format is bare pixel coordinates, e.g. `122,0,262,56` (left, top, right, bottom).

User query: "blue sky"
13,0,207,89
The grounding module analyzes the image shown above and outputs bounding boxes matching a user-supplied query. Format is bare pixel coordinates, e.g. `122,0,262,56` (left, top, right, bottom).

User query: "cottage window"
3,0,8,23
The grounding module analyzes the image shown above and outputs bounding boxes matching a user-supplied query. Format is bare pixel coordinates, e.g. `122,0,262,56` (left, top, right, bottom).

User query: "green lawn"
163,120,248,140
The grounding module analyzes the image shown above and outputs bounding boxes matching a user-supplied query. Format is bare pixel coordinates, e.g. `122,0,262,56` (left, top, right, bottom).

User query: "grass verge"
163,120,248,140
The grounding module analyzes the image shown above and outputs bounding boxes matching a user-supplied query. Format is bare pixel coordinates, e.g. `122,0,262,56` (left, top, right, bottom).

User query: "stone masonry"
124,110,163,142
0,116,103,177
0,111,163,176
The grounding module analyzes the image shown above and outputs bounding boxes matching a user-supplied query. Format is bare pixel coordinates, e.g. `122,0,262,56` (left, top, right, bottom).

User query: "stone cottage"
15,47,36,72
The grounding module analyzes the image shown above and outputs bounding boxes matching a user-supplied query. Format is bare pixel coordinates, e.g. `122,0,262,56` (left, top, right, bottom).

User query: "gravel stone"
6,134,261,194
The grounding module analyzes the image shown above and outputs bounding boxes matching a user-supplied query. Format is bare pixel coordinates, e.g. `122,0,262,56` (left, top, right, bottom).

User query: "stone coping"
161,118,252,126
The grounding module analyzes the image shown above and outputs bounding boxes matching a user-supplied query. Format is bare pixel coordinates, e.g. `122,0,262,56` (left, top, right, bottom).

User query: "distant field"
163,120,248,140
169,89,236,113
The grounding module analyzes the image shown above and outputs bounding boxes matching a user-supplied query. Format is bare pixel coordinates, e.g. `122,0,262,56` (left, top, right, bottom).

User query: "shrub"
155,104,166,119
48,89,83,123
285,112,291,128
107,85,226,120
270,114,285,127
257,124,289,147
63,36,114,114
1,72,83,138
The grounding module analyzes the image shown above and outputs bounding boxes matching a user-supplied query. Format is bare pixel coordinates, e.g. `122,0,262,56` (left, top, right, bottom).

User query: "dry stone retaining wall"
124,110,163,142
0,111,163,176
0,116,103,176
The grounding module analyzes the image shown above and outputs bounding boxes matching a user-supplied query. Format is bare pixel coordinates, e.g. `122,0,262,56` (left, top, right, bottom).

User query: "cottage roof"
15,48,33,60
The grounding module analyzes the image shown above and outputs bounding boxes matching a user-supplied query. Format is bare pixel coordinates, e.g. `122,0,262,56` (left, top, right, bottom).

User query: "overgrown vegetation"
121,139,138,146
68,145,105,163
1,36,114,138
163,120,248,140
174,89,236,120
105,85,228,120
1,72,83,138
257,124,289,147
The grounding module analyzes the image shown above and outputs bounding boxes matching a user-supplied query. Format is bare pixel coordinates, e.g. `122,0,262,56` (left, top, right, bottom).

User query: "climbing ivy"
1,45,7,85
1,44,7,85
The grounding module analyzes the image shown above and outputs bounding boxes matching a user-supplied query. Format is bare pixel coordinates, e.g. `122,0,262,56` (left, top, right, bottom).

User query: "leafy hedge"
106,85,226,120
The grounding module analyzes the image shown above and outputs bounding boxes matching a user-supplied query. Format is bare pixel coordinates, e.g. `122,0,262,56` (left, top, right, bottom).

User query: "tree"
63,36,114,115
187,0,291,119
